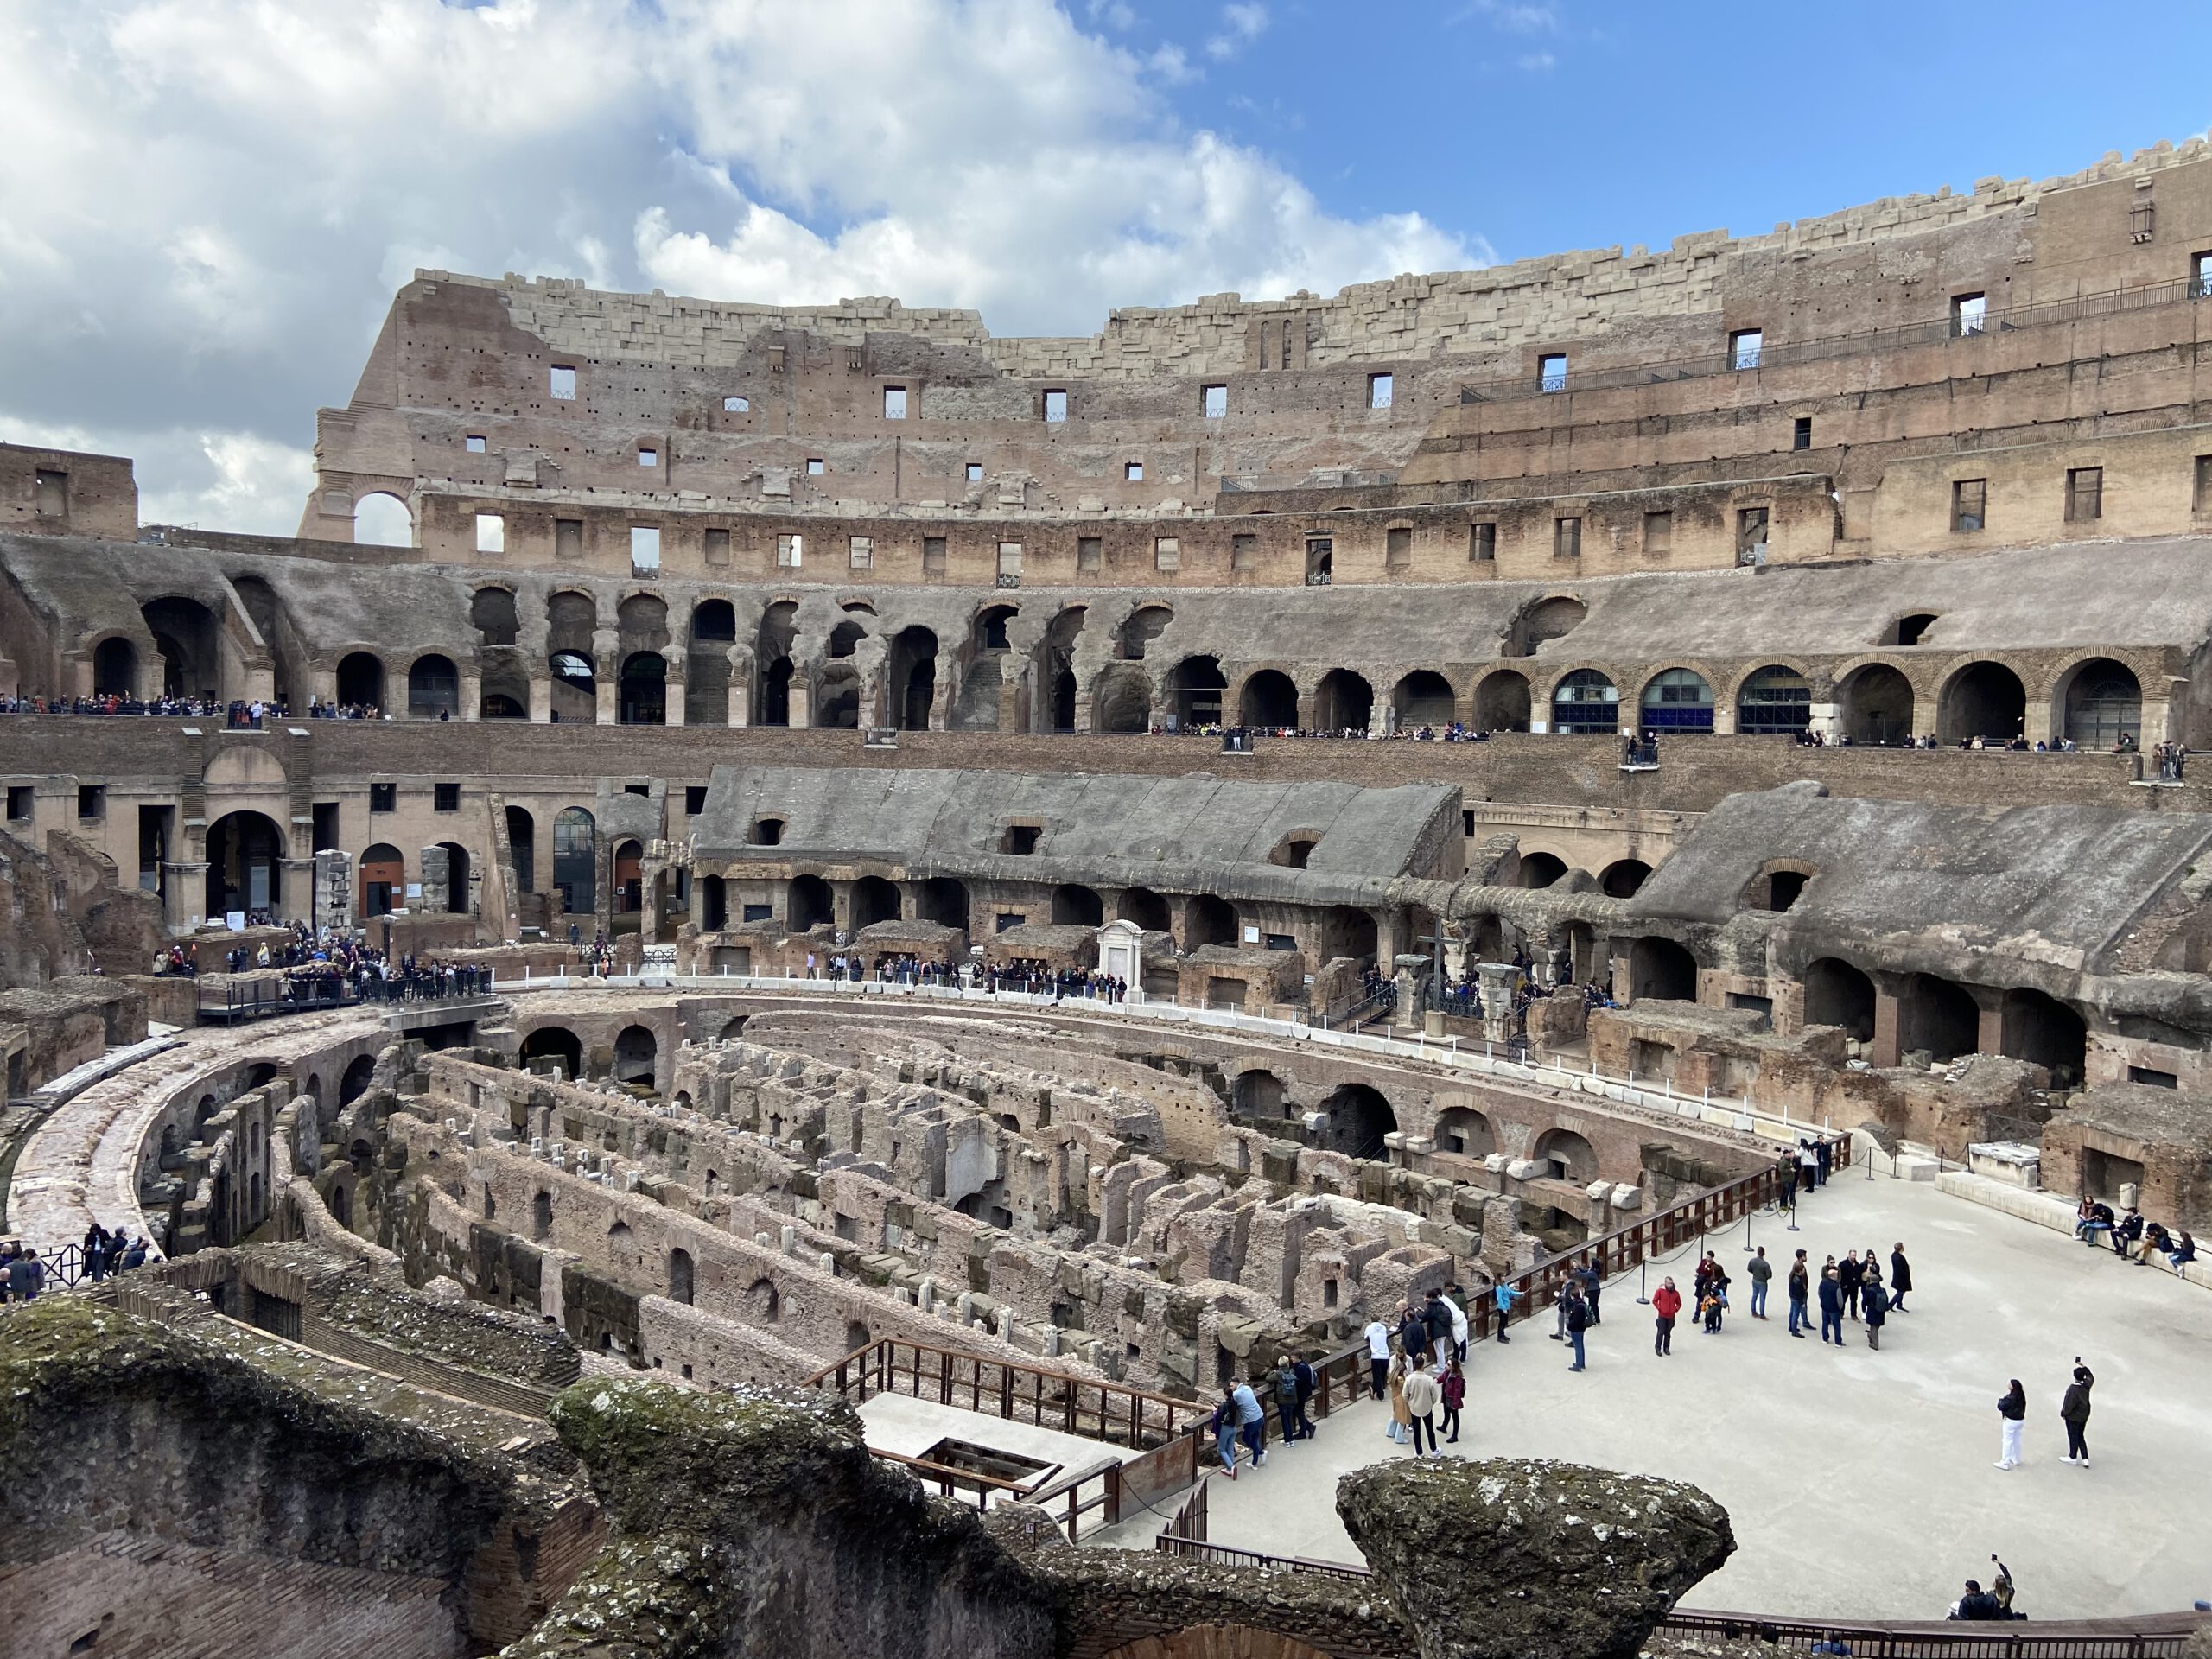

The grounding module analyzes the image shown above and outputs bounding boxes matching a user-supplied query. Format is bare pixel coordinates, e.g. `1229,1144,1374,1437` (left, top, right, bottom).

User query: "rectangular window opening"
1002,825,1041,855
1539,353,1567,393
883,385,907,419
805,458,823,476
923,536,947,575
474,512,505,554
434,783,461,813
1554,515,1582,559
638,448,658,467
1367,372,1394,410
1043,389,1069,423
997,541,1023,586
1730,328,1764,372
369,782,396,814
1792,416,1813,451
995,912,1025,932
1951,293,1987,337
723,395,749,412
1154,536,1180,572
1951,478,1987,533
1643,510,1674,554
630,526,661,572
1230,533,1257,569
1124,461,1143,481
77,785,104,821
6,785,33,821
1469,522,1497,562
1202,384,1228,419
685,786,708,815
1385,526,1413,568
556,518,583,561
964,461,983,482
1077,536,1102,572
34,470,67,517
2066,466,2103,524
849,535,874,570
703,527,730,565
1737,506,1770,564
465,435,487,454
550,365,577,399
777,533,804,569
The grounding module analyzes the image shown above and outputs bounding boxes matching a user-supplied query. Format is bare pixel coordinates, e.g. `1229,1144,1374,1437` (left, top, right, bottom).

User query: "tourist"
1817,1264,1844,1344
1402,1361,1440,1457
1399,1300,1431,1369
1838,1249,1864,1319
1387,1353,1412,1443
2135,1219,2173,1266
1949,1580,2005,1621
1797,1138,1819,1192
1232,1376,1267,1468
1577,1260,1603,1326
1889,1242,1913,1311
1995,1378,2027,1469
1272,1357,1301,1446
1441,1283,1470,1362
1861,1272,1888,1350
1699,1276,1726,1334
1439,1356,1465,1444
1562,1283,1591,1372
2169,1230,2197,1274
1421,1287,1455,1370
1290,1352,1318,1440
122,1236,149,1270
1491,1278,1523,1343
4,1248,42,1302
1211,1389,1243,1478
1746,1245,1771,1319
2076,1198,2114,1247
1991,1556,2017,1617
1651,1276,1681,1355
1787,1250,1810,1338
2060,1362,2094,1467
2111,1208,2144,1259
1364,1313,1392,1399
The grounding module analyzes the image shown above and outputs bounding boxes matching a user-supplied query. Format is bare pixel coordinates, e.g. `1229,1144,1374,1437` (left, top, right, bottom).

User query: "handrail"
862,1445,1123,1540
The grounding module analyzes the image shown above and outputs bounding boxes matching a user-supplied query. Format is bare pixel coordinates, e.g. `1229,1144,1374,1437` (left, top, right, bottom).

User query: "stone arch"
1550,668,1620,735
520,1025,583,1079
1313,668,1373,734
1473,668,1532,733
1999,987,2087,1087
789,874,835,931
1120,887,1171,932
1391,669,1456,728
1736,664,1813,736
340,1053,375,1104
1185,893,1237,950
617,592,670,648
1435,1106,1497,1159
1166,655,1225,728
1319,906,1377,961
1599,858,1651,898
470,586,519,646
888,626,939,729
1938,660,2027,745
1532,1126,1599,1183
1628,936,1697,1002
916,877,970,931
744,1278,781,1321
1637,666,1714,734
1517,851,1568,889
547,590,600,723
2055,657,2142,750
1317,1083,1396,1158
1237,668,1299,728
1052,883,1105,926
700,874,728,931
1230,1069,1287,1118
852,875,902,928
1802,957,1876,1041
406,652,460,720
612,838,645,915
813,663,861,728
204,811,286,918
552,807,595,916
1506,594,1586,657
1116,604,1173,660
436,841,471,914
351,491,412,547
92,635,137,697
756,600,799,728
1835,661,1915,746
972,601,1019,653
826,618,868,659
1898,972,1980,1062
1092,662,1153,733
619,651,667,725
1038,606,1084,733
612,1025,657,1086
668,1247,695,1306
142,595,223,701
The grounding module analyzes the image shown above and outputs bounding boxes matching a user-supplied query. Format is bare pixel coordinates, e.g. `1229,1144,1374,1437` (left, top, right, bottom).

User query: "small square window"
997,542,1024,583
1469,522,1496,562
2066,466,2102,523
34,470,67,517
777,533,804,569
369,783,396,813
1077,536,1102,571
2195,251,2212,297
723,395,749,412
996,912,1025,932
1554,515,1582,558
883,385,906,419
1125,461,1143,481
685,786,708,814
550,365,576,399
630,526,661,570
1043,389,1069,423
964,461,983,482
639,448,658,467
1538,353,1567,392
1202,384,1228,418
1231,533,1256,569
742,902,773,923
474,512,505,554
465,435,487,454
624,783,648,798
1737,506,1770,556
6,785,32,820
704,527,730,565
1154,537,1180,572
923,537,947,574
1003,825,1040,855
1368,372,1394,410
1793,416,1813,451
434,783,460,812
849,535,874,570
1385,527,1413,568
1952,478,1986,533
1729,328,1764,372
2195,454,2212,513
1952,293,1987,337
1643,510,1674,554
805,458,823,475
76,785,104,821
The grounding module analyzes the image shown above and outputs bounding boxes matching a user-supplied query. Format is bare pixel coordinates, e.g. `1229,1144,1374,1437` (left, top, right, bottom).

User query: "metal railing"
867,1445,1124,1541
1656,1611,2207,1658
1154,1534,1377,1582
202,976,361,1023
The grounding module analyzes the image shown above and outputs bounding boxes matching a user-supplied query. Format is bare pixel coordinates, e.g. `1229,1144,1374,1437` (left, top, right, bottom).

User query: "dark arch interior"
1940,662,2026,744
1318,1084,1397,1159
1840,664,1914,746
337,652,385,710
1600,859,1651,898
1314,669,1373,734
852,875,902,928
1166,655,1225,728
2000,988,2087,1087
1393,670,1456,726
1518,852,1568,889
1899,972,1980,1063
471,587,519,646
93,637,137,696
1240,669,1299,728
1052,883,1104,926
521,1026,583,1080
619,652,667,725
916,877,970,931
1231,1070,1287,1118
1629,936,1698,1002
1185,893,1236,949
789,874,834,931
204,811,283,918
1802,957,1876,1042
1121,887,1172,932
407,653,460,719
612,1025,657,1085
1475,671,1532,732
1093,664,1152,733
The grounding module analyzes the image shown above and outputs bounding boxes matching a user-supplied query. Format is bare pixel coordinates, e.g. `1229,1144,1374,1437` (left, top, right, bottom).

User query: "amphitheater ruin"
4,138,2212,1659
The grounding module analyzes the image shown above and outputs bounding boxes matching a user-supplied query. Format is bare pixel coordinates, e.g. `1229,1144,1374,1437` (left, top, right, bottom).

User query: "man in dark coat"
1890,1242,1914,1312
1817,1265,1845,1344
2061,1362,2094,1467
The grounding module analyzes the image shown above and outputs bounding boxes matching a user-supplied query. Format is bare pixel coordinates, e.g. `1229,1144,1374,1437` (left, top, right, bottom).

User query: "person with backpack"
1563,1284,1592,1372
1439,1356,1465,1444
1272,1357,1302,1446
1862,1273,1890,1350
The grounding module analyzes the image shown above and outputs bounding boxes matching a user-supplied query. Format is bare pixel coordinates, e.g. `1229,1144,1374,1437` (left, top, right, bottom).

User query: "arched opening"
1313,669,1373,734
1551,669,1620,735
1837,663,1915,746
1599,858,1650,897
339,1054,375,1104
1238,669,1299,728
687,600,737,724
357,843,404,918
826,620,867,661
528,1190,554,1243
1319,906,1377,963
813,664,861,728
852,876,902,928
1629,936,1698,1002
889,626,939,729
470,587,519,646
1231,1070,1287,1118
335,652,386,712
1117,605,1173,660
480,689,527,720
613,839,644,915
916,878,970,931
2000,988,2087,1088
1052,884,1104,927
1899,973,1980,1062
407,653,460,721
1939,661,2027,745
1639,667,1714,734
744,1279,782,1322
547,590,599,724
1317,1084,1397,1159
669,1248,695,1306
1435,1107,1496,1159
352,492,412,547
617,592,671,649
1507,594,1587,657
1166,655,1226,729
552,807,595,917
692,599,736,645
1474,669,1532,733
612,1025,658,1086
1518,852,1568,889
1270,834,1317,869
1092,663,1152,733
521,1026,583,1080
1802,957,1876,1041
1038,607,1085,734
205,811,285,918
1532,1127,1599,1183
436,842,470,913
505,805,536,892
1120,887,1171,932
1392,670,1456,728
92,637,137,697
789,874,834,931
1885,613,1940,648
619,652,667,725
142,596,221,701
1185,893,1236,949
757,601,798,728
1737,665,1813,737
700,874,728,931
974,603,1018,653
2061,658,2142,751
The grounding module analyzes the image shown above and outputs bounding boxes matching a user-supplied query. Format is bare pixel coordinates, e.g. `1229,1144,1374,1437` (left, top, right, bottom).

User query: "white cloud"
0,0,1486,533
1206,2,1268,60
1517,51,1556,72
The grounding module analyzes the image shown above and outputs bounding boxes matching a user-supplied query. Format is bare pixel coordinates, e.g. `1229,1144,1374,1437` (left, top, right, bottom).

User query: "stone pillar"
418,845,450,915
279,858,315,925
459,671,481,722
1870,974,1906,1069
664,658,687,728
1710,697,1738,735
594,631,620,725
313,849,352,933
1478,962,1519,1045
788,679,812,728
725,647,749,726
529,671,553,723
167,862,208,931
1970,985,2005,1058
309,664,338,713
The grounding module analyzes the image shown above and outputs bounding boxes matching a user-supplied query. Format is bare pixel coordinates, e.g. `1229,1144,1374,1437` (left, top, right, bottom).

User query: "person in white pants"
1996,1378,2027,1468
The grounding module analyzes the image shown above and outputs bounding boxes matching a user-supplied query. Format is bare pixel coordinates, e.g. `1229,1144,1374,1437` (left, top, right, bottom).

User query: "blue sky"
1,0,2205,532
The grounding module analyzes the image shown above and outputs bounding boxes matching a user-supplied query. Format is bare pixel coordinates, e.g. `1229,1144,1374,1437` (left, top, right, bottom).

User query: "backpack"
1276,1370,1298,1404
1565,1300,1590,1333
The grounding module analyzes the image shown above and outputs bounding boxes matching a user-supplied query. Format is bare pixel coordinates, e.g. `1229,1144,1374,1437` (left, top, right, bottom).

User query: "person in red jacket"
1652,1277,1683,1356
1440,1356,1466,1445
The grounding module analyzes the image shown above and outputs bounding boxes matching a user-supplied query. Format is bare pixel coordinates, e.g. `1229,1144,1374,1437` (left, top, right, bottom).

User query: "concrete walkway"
1101,1173,2212,1620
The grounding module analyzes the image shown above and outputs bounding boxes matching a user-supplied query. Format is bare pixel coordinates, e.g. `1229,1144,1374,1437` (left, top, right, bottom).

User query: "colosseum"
4,139,2212,1659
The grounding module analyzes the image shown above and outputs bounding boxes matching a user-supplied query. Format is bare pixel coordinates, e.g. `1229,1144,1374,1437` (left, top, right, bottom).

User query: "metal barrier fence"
870,1445,1126,1541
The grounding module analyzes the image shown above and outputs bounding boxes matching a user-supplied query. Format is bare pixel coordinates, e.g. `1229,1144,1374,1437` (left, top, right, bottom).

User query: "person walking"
1563,1285,1591,1372
1403,1362,1441,1457
1996,1378,2027,1469
1388,1353,1413,1444
1838,1250,1864,1320
1290,1352,1318,1440
1890,1242,1913,1312
2060,1362,2094,1467
1862,1274,1889,1350
1212,1389,1243,1478
1365,1314,1392,1400
1746,1246,1772,1319
1817,1264,1844,1344
1787,1250,1810,1338
1652,1277,1681,1356
4,1248,43,1303
1492,1278,1523,1343
1440,1356,1465,1445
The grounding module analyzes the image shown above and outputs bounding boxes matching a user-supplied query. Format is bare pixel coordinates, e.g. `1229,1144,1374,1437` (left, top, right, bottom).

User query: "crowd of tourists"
796,950,1131,1001
2072,1198,2197,1274
1163,721,1495,742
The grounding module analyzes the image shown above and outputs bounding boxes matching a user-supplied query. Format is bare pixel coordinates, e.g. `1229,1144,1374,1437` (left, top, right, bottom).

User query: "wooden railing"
1653,1611,2206,1659
868,1446,1125,1541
